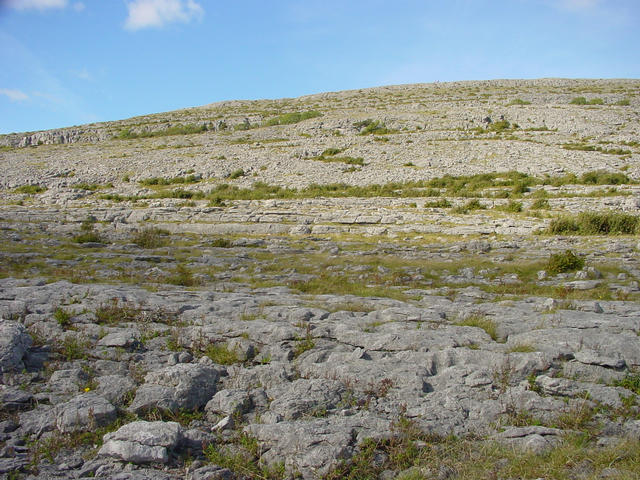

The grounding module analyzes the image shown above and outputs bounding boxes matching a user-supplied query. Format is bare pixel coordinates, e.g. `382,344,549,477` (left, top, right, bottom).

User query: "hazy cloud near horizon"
124,0,204,30
0,87,28,101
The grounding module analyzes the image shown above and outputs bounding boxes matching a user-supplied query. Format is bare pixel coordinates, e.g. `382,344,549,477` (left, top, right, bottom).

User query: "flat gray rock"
99,421,182,464
129,363,220,413
55,392,117,433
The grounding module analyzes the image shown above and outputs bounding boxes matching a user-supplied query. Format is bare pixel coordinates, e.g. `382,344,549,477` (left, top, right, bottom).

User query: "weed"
615,373,640,394
54,307,72,328
293,327,315,358
57,335,91,361
94,298,144,325
507,344,537,353
166,264,200,287
131,227,170,248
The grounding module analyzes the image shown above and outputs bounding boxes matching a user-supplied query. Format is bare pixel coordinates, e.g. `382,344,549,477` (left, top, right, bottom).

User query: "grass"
507,98,531,106
455,314,498,341
262,110,321,126
116,123,208,139
96,169,637,204
570,96,604,105
14,184,47,194
204,434,285,479
545,211,640,235
139,175,201,186
94,298,145,325
204,343,240,365
563,143,632,156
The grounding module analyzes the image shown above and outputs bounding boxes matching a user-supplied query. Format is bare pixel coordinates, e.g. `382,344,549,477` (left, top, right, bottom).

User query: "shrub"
355,119,396,135
73,231,103,244
530,198,550,210
615,98,631,106
570,97,604,105
487,120,512,133
452,199,485,214
262,111,321,126
54,308,72,328
508,98,531,106
499,200,523,213
580,170,630,185
546,250,584,274
547,212,639,235
229,169,245,179
131,227,169,248
424,199,451,208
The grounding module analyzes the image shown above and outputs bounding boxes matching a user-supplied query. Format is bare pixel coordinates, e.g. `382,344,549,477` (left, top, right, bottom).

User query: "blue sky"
0,0,638,134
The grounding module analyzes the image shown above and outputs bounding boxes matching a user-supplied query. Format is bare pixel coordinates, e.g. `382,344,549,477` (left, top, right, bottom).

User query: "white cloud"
4,0,68,10
72,1,84,11
124,0,204,30
0,88,29,101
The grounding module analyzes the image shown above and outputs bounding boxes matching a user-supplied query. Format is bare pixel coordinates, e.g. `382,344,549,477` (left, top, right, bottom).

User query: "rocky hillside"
1,78,640,479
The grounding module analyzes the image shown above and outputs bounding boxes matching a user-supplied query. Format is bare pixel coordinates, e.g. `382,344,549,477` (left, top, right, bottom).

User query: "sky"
0,0,638,134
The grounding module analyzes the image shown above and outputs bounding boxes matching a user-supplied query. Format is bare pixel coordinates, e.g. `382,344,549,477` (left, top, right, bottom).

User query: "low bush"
14,184,46,194
262,110,321,127
546,212,639,235
546,250,584,274
131,227,170,248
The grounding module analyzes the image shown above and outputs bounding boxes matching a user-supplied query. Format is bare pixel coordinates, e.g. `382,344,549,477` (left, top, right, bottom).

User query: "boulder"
0,321,32,373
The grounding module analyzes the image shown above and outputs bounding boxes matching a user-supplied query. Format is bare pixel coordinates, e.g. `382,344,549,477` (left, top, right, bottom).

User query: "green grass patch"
570,96,604,105
262,110,321,126
545,211,640,235
139,175,201,186
355,119,398,135
14,184,46,194
204,343,240,365
455,315,498,341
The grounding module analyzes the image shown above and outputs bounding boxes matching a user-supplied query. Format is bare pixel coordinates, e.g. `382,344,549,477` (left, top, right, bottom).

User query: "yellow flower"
84,387,91,392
